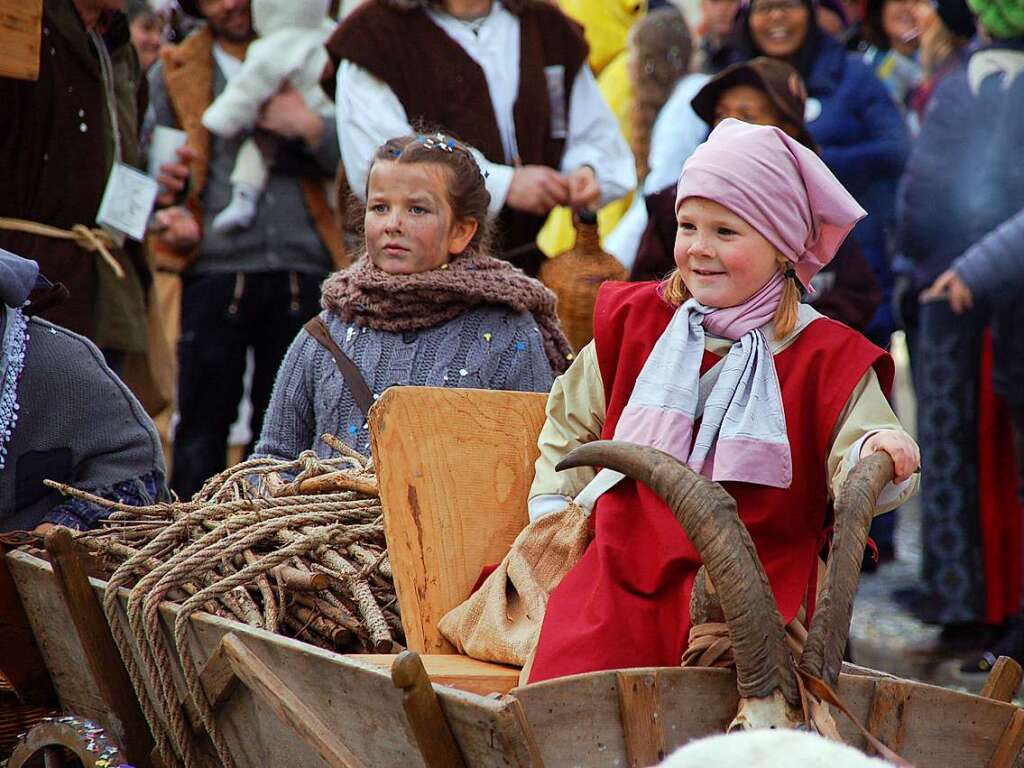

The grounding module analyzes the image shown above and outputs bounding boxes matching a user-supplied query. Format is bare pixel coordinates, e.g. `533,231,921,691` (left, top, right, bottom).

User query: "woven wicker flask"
538,211,627,352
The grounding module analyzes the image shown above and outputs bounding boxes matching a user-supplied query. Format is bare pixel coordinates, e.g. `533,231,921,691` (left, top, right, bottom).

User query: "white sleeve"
335,61,414,200
559,66,637,206
336,60,515,215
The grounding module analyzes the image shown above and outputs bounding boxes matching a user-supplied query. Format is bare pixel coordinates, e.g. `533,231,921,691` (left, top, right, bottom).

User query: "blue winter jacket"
898,39,1024,403
803,35,911,340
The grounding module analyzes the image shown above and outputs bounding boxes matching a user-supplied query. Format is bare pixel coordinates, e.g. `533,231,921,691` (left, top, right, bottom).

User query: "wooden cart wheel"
8,715,129,768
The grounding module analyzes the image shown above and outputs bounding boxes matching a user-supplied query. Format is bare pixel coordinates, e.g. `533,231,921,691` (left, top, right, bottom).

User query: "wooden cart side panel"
6,551,111,727
513,667,1022,768
8,550,533,768
369,387,548,654
179,606,537,768
0,548,56,705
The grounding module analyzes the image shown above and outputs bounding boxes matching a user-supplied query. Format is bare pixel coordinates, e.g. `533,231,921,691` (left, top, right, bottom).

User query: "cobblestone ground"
849,334,987,693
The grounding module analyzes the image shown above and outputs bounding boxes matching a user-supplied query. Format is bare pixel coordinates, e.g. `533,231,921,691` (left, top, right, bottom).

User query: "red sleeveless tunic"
528,282,894,683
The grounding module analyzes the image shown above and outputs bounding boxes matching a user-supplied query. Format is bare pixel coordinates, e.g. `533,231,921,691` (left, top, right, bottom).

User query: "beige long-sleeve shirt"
528,308,919,521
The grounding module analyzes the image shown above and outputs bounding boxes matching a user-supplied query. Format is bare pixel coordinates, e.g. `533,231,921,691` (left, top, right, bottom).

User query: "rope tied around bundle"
46,435,400,768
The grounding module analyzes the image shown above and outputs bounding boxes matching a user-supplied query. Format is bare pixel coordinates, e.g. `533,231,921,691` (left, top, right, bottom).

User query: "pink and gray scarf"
609,120,865,490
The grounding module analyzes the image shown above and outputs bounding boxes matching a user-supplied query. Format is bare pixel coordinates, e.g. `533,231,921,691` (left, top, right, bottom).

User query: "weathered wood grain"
369,387,547,653
351,654,520,695
391,651,467,768
989,709,1024,768
616,671,666,767
11,549,1024,768
983,657,1024,704
865,678,911,757
43,528,155,767
0,0,41,81
219,633,366,768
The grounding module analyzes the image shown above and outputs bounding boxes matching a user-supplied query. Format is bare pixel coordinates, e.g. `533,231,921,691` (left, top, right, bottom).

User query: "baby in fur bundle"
201,0,336,233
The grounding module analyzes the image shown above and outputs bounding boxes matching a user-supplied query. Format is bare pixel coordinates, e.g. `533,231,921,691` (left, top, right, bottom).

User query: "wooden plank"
14,547,1024,768
351,654,520,695
369,387,547,654
865,679,912,757
505,695,546,767
219,632,366,768
43,528,156,768
0,546,56,705
982,657,1024,703
989,709,1024,768
200,639,239,707
616,671,666,767
0,0,42,81
391,652,467,768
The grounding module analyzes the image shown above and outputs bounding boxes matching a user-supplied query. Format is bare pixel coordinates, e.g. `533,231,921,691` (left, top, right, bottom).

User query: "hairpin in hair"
418,132,457,153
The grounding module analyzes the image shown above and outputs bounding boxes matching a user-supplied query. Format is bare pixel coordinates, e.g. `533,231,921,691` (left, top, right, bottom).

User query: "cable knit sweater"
254,304,555,459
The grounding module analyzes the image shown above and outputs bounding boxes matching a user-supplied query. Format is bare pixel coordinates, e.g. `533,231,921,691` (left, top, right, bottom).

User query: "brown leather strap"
303,317,374,418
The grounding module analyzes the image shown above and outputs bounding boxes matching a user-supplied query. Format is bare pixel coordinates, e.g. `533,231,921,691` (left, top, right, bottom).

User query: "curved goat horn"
557,441,800,710
799,452,895,688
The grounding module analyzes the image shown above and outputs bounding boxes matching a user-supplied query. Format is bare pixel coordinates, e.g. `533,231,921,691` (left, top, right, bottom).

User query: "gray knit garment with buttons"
254,305,555,459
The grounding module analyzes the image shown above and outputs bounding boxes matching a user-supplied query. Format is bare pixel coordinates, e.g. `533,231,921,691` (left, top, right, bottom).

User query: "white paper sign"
96,162,159,241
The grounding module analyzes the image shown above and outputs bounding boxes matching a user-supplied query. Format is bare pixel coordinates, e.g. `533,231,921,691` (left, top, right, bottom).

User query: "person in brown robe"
0,0,151,370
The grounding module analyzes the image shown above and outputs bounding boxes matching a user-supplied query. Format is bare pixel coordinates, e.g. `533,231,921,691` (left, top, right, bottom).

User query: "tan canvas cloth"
438,501,592,668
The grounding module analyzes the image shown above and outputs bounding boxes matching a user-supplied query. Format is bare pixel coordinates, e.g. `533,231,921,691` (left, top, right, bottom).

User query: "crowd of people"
0,0,1021,681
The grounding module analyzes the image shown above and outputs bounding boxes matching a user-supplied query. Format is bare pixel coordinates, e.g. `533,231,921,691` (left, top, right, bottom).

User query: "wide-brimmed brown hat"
690,57,818,150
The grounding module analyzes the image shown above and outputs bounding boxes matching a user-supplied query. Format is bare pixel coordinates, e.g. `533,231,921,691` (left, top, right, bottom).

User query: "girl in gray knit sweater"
255,134,573,459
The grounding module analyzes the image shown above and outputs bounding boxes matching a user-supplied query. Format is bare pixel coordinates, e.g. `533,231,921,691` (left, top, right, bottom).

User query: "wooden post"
981,657,1024,704
0,546,57,706
390,651,467,768
616,671,666,768
44,528,156,768
864,679,911,758
989,709,1024,768
0,0,42,81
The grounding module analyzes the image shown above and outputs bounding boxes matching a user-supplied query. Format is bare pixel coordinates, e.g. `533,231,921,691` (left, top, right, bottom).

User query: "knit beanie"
937,0,978,37
967,0,1024,37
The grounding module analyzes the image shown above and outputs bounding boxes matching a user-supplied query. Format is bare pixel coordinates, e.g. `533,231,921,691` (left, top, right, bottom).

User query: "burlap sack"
438,501,592,668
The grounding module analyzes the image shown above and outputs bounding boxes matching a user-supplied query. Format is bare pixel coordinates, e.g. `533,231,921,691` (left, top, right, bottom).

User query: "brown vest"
325,0,588,272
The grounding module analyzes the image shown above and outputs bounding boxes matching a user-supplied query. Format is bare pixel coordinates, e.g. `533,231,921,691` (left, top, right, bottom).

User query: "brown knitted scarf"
321,253,574,373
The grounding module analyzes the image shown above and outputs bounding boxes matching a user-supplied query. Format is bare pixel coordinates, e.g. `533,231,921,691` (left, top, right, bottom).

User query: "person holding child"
254,134,572,460
524,119,919,682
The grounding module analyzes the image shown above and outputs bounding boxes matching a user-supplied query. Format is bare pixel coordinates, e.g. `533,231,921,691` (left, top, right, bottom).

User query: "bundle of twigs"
45,435,403,768
57,434,401,656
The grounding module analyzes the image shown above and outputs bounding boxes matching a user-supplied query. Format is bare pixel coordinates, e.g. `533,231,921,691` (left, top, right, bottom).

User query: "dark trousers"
170,270,323,499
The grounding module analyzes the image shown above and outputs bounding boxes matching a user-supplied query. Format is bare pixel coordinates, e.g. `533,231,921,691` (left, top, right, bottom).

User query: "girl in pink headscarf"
526,118,919,682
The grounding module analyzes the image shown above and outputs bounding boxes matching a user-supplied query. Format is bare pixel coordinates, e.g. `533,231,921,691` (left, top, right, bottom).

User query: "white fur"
202,0,336,138
658,730,894,768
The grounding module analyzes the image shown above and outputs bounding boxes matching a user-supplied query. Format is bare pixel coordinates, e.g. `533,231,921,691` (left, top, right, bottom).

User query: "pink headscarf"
675,118,866,291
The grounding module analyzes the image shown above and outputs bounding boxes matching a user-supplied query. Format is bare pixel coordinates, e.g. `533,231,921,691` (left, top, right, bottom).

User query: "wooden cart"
4,388,1024,767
